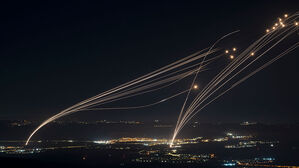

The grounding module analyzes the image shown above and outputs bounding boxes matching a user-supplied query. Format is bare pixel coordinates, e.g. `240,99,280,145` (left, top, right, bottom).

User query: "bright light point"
266,29,270,33
169,143,173,148
275,23,278,26
229,55,234,59
250,52,255,56
232,48,236,51
284,14,288,18
295,22,298,26
282,24,285,27
225,50,229,54
193,84,198,90
278,18,282,22
272,26,276,30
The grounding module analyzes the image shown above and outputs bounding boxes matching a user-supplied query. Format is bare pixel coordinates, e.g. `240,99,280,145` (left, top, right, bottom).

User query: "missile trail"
171,13,299,144
172,30,240,145
25,12,298,146
25,48,220,145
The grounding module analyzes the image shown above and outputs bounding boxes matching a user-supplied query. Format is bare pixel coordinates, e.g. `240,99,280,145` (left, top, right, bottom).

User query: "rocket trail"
173,30,240,145
26,12,298,146
25,47,220,145
174,42,299,138
171,12,299,146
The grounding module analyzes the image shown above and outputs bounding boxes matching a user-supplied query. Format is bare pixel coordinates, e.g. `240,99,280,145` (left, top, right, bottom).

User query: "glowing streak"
25,48,219,145
177,27,296,137
171,30,240,147
171,15,298,144
25,12,299,146
172,11,299,144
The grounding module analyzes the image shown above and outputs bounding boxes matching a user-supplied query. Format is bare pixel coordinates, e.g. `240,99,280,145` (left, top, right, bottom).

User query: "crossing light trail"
173,30,240,147
25,47,221,145
172,41,299,144
25,12,298,146
170,12,299,146
84,89,190,111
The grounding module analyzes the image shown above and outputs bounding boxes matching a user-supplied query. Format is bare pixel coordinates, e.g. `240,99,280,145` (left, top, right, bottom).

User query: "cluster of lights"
225,47,237,60
266,14,291,33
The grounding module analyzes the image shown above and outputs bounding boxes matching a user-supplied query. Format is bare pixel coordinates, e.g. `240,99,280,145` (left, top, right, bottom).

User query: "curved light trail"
25,12,298,146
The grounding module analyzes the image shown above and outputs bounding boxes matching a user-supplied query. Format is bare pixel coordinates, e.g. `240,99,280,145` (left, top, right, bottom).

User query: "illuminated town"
1,120,299,167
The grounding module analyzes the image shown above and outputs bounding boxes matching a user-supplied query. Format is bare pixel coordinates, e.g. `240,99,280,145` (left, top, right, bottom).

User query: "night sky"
0,1,298,123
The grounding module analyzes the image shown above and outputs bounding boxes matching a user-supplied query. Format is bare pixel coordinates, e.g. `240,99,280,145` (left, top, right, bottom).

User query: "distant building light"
223,163,236,166
93,140,110,144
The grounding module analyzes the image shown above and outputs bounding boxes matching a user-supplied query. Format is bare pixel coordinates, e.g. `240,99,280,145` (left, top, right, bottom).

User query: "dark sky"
0,0,298,123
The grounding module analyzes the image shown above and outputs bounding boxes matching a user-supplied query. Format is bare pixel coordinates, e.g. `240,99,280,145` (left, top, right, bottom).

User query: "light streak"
170,12,299,146
174,27,297,143
25,12,299,147
25,47,219,145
